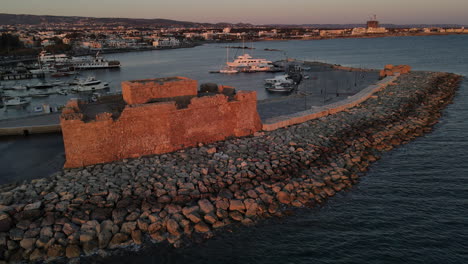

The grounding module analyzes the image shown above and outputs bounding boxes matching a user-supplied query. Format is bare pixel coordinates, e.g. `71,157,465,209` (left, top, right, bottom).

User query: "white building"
352,27,387,35
81,41,103,49
152,37,180,48
351,27,367,35
366,27,388,34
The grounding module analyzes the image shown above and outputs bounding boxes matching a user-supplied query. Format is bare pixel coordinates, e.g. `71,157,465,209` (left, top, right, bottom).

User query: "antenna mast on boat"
242,35,245,51
226,46,229,63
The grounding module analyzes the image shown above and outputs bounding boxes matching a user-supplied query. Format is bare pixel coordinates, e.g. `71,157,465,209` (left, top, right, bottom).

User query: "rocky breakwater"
0,71,462,263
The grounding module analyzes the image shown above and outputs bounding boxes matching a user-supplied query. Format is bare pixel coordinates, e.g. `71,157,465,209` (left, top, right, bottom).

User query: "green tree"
0,33,23,52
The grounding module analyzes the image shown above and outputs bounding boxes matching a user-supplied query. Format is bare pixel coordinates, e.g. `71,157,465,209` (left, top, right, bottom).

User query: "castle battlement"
60,77,262,168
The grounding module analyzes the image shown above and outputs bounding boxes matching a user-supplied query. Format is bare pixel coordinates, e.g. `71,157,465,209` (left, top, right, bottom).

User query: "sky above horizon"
2,0,468,25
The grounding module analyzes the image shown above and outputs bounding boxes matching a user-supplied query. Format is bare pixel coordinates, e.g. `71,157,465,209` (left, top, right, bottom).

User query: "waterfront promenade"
0,113,61,136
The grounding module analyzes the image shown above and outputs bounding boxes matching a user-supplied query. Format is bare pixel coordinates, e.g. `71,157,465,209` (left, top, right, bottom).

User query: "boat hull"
72,83,109,92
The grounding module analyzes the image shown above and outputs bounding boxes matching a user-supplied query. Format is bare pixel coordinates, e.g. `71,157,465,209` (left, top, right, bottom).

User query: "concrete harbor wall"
0,113,61,136
0,69,462,263
0,124,61,136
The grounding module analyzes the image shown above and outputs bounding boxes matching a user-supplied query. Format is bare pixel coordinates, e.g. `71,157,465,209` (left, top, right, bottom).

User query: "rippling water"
3,35,468,263
97,35,468,264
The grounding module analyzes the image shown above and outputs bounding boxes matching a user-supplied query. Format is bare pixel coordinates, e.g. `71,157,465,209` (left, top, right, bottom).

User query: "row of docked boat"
1,76,109,93
26,51,121,76
1,97,31,106
1,77,109,108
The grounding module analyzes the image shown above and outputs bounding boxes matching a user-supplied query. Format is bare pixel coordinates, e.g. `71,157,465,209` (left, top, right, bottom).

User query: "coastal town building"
320,29,348,37
81,41,103,49
152,37,181,48
1,15,467,58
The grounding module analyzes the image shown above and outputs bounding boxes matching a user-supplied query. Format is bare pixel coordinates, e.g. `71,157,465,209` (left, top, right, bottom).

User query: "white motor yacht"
70,54,121,69
227,53,274,72
39,51,69,64
39,51,121,70
30,66,57,74
3,97,31,106
12,84,28,91
72,77,109,92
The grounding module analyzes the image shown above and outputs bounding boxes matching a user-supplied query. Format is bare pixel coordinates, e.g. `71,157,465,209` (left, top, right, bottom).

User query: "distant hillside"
0,13,465,28
0,13,251,28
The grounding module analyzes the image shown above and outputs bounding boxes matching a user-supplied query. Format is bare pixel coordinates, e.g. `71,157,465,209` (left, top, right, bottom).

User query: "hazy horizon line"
1,12,467,27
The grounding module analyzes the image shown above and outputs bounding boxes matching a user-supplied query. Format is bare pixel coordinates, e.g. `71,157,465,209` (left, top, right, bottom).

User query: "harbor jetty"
0,66,462,263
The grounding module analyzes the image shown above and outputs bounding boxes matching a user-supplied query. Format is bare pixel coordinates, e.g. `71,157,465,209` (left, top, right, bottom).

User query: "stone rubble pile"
0,71,462,263
380,64,412,78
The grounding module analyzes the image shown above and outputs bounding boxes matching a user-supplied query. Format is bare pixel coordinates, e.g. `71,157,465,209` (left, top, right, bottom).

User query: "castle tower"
367,14,379,29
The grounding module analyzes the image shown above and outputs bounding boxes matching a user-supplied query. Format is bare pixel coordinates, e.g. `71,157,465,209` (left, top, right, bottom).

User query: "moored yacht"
3,84,28,91
3,97,31,106
71,77,109,92
38,51,69,64
29,66,57,74
264,74,296,92
227,53,274,71
219,66,239,74
39,51,121,70
69,54,121,70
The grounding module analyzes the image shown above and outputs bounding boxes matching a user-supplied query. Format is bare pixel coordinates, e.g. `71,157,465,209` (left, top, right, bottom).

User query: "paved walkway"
0,113,60,128
258,70,379,121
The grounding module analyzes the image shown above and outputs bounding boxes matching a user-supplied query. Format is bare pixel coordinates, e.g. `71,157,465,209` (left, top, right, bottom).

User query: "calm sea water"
3,35,468,263
102,35,468,264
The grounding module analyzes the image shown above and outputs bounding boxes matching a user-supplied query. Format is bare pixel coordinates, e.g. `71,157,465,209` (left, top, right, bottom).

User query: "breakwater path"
0,114,61,136
0,71,461,263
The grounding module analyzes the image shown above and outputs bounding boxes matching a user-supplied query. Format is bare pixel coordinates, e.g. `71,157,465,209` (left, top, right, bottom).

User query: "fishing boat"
71,77,109,92
264,74,296,93
57,89,69,95
220,66,239,74
3,97,31,106
2,84,28,91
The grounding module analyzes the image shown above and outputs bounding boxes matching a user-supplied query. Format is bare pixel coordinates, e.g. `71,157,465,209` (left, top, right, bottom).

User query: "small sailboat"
219,47,239,74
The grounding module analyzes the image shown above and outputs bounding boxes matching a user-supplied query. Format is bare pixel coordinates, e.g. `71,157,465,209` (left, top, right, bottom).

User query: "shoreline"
1,32,468,64
0,68,462,263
